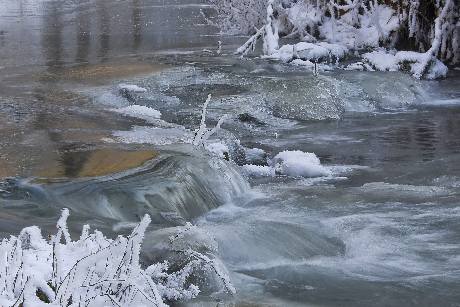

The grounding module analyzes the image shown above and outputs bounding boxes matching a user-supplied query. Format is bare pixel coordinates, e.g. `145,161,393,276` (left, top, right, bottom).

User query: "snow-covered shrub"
211,0,459,79
0,209,234,306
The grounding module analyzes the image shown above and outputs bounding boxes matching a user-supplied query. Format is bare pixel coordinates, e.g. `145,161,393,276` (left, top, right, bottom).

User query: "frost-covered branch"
193,94,228,147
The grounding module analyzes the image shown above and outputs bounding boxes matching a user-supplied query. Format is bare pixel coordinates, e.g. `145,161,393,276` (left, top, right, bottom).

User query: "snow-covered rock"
243,150,330,178
272,150,330,177
206,142,230,160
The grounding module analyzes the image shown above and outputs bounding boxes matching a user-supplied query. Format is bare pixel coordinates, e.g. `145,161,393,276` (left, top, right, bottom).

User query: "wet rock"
237,112,266,126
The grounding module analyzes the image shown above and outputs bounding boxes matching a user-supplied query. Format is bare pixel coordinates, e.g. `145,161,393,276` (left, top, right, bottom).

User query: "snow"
395,51,448,79
344,61,374,71
206,142,230,159
272,150,330,178
425,58,449,80
269,41,348,64
317,42,349,60
243,150,330,178
0,210,234,306
242,164,275,177
114,105,162,122
118,83,147,93
349,49,449,79
363,50,399,71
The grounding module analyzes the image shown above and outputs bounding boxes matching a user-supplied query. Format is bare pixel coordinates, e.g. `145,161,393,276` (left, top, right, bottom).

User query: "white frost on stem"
193,94,228,147
0,210,234,306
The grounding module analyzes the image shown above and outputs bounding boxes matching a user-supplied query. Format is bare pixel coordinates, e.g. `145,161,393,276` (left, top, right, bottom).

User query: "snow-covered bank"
210,0,459,79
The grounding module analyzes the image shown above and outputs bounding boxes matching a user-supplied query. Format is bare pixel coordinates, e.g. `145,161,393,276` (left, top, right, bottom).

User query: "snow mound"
273,150,331,177
270,41,348,64
356,50,449,79
363,50,399,71
243,150,330,178
114,105,162,122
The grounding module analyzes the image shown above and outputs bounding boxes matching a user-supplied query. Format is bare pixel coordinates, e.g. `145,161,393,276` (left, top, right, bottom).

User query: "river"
0,0,459,306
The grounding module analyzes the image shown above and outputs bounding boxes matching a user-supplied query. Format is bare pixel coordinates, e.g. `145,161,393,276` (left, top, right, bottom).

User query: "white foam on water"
358,182,452,197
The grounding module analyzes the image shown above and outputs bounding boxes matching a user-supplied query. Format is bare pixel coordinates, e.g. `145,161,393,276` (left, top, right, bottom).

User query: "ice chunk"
118,83,147,93
114,105,162,122
114,126,192,145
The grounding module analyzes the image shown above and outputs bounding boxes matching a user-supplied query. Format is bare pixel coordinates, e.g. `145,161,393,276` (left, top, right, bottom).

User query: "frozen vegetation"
0,210,234,306
209,0,459,79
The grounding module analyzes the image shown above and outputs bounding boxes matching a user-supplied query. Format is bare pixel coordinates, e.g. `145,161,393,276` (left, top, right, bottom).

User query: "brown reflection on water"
37,149,157,179
37,61,167,85
0,0,217,180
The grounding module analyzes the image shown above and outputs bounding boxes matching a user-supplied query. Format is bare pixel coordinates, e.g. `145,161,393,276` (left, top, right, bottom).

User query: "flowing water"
1,1,460,306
